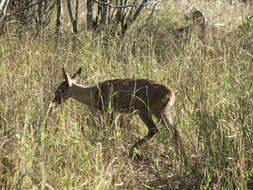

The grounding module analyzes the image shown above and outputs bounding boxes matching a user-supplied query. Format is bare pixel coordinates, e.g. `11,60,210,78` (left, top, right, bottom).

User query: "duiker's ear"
71,67,82,82
62,68,73,86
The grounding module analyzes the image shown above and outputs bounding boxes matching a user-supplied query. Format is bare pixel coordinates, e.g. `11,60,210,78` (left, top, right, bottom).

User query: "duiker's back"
95,79,174,113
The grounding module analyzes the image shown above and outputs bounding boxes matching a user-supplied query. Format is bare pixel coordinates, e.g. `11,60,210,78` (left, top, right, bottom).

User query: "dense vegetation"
0,1,252,189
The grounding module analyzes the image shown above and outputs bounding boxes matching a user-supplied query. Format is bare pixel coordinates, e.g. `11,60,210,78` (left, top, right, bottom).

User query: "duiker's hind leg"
156,112,181,147
129,112,158,158
157,112,187,164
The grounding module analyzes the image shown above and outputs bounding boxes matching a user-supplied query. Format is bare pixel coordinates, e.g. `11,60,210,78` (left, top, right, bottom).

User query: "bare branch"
132,0,149,22
19,0,49,11
0,0,10,20
122,0,149,35
136,1,158,34
91,0,153,8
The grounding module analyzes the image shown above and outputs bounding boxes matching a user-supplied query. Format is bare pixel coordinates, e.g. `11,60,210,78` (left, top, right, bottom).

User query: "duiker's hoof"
129,148,143,160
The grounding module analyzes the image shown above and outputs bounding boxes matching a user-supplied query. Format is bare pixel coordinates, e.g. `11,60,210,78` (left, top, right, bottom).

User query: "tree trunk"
56,0,62,34
67,0,77,34
100,0,108,29
74,0,79,33
86,0,94,31
37,0,43,25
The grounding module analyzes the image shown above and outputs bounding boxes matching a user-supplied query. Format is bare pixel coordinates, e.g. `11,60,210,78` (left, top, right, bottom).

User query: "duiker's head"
53,67,82,104
185,7,205,23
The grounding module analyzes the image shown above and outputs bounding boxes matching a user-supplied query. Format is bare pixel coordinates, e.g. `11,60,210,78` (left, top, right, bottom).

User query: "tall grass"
0,1,252,189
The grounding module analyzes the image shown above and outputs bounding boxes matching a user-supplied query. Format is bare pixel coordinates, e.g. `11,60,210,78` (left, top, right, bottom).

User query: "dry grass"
0,1,253,189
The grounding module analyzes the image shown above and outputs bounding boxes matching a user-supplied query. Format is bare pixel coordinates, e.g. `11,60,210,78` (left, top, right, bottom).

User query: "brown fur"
53,68,179,157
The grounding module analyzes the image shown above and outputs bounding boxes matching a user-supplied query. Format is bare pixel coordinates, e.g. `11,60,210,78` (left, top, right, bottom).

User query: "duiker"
53,67,180,157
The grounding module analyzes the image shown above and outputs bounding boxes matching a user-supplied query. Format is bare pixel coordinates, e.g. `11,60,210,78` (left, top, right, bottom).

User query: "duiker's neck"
70,83,97,106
